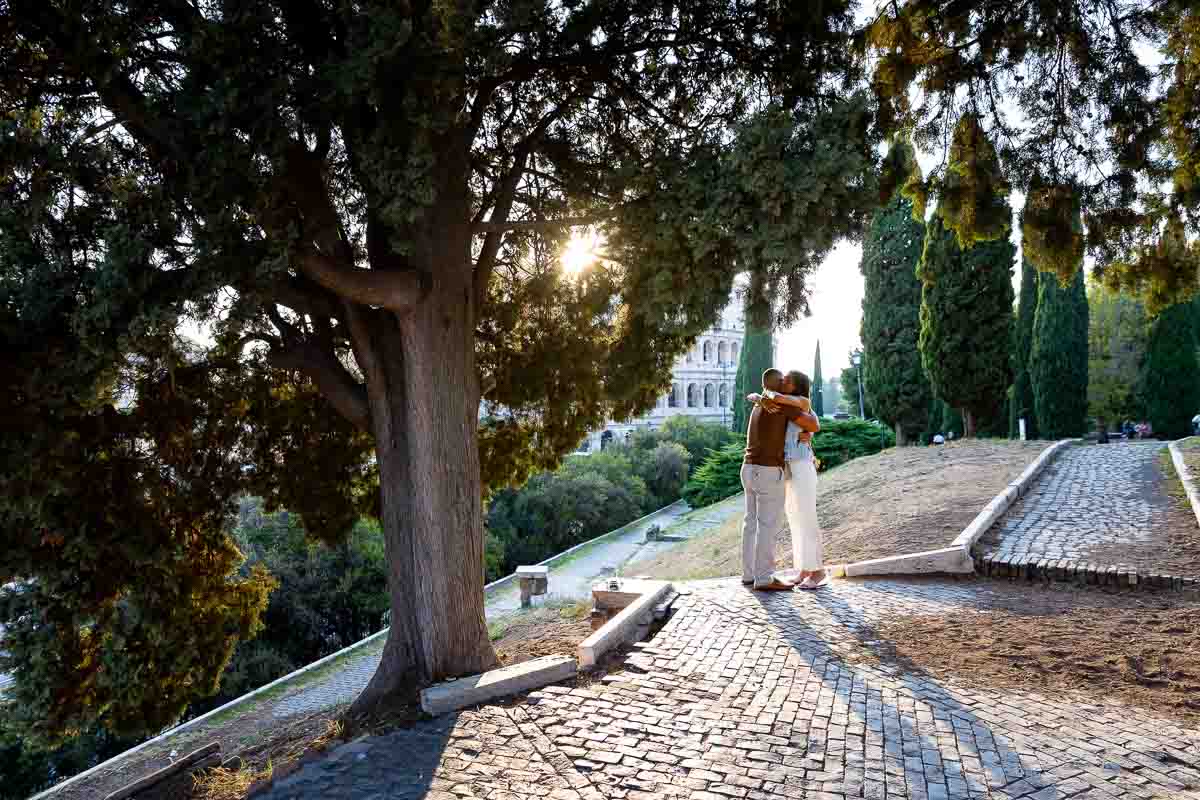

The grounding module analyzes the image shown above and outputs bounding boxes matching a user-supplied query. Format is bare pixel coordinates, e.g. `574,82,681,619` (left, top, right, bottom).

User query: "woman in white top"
748,370,825,590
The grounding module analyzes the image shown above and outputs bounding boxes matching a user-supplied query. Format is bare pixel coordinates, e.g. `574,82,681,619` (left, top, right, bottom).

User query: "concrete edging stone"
579,580,673,668
1168,439,1200,529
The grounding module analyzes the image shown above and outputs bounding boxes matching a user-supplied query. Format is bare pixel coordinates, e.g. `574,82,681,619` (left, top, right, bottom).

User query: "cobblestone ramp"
977,442,1200,588
254,578,1200,800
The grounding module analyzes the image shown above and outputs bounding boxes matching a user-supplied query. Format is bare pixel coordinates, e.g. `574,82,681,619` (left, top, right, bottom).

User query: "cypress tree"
1010,258,1039,439
1030,265,1090,439
813,341,825,416
1142,302,1200,439
733,323,774,433
918,213,1016,438
861,143,931,445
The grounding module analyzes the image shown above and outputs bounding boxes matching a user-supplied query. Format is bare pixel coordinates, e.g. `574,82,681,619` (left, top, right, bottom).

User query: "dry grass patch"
629,440,1049,580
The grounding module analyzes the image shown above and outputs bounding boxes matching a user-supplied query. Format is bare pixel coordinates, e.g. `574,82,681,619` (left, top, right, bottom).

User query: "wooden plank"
103,742,220,800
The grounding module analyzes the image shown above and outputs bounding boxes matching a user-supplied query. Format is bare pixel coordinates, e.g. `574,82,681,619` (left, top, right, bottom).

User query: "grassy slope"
628,440,1049,581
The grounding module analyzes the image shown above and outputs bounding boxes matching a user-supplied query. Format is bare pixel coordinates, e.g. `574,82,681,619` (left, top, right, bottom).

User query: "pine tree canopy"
1030,267,1090,439
861,143,931,442
1029,193,1090,440
865,0,1200,311
0,1,886,741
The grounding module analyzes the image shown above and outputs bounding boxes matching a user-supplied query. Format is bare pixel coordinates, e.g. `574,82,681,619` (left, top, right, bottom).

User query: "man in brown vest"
742,368,817,590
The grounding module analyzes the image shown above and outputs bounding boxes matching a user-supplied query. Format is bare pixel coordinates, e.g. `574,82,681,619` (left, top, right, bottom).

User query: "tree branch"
295,250,428,313
268,342,372,430
273,277,343,321
472,212,614,233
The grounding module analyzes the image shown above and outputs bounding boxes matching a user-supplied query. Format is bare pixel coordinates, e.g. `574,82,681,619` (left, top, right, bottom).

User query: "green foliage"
1088,283,1149,429
813,342,826,416
938,115,1012,247
483,421,708,581
0,0,884,735
1011,259,1040,438
733,325,775,434
1030,266,1090,439
918,211,1016,436
1022,183,1085,283
0,718,137,800
1141,302,1200,439
485,460,647,578
190,501,391,713
940,403,965,439
655,416,737,478
682,420,894,508
863,0,1200,311
860,173,931,442
682,443,749,509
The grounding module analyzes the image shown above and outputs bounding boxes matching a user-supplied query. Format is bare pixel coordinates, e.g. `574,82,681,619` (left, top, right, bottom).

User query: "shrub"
682,442,746,508
812,419,896,471
682,420,896,508
186,500,390,716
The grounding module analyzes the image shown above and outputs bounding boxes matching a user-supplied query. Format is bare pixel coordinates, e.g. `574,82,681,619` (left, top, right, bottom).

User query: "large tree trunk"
349,281,497,716
894,422,907,447
963,409,977,438
349,170,497,715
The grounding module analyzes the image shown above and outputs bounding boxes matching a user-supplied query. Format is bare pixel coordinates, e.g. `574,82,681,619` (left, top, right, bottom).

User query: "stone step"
974,553,1198,590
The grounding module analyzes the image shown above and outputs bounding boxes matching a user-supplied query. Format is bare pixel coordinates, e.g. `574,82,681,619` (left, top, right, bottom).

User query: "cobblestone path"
254,577,1200,800
978,442,1200,582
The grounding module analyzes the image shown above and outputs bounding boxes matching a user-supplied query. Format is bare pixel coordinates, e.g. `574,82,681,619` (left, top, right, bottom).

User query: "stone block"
843,546,973,578
104,742,221,800
592,578,667,612
420,655,577,715
580,580,673,668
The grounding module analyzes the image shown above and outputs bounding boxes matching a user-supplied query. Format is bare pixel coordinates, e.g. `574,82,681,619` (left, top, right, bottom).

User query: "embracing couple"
740,368,825,592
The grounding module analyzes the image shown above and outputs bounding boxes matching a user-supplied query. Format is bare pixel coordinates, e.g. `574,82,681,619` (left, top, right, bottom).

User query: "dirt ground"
863,580,1200,728
631,440,1048,580
492,603,594,667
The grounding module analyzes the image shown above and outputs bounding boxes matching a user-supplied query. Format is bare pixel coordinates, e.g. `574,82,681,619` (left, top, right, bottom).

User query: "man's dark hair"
786,370,811,398
762,368,782,387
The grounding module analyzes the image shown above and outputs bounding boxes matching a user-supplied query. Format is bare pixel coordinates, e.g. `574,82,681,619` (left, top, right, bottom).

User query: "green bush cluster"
484,416,735,581
682,418,895,508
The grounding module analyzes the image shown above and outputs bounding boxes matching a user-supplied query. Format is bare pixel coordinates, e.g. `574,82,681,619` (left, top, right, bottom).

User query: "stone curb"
579,580,673,668
1169,439,1200,529
420,655,577,715
830,439,1074,579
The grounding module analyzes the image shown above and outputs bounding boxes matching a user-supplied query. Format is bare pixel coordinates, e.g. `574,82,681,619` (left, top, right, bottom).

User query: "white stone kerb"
1168,439,1200,529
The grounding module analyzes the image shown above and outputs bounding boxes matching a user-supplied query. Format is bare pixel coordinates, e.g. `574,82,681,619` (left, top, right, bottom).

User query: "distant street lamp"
851,351,865,419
